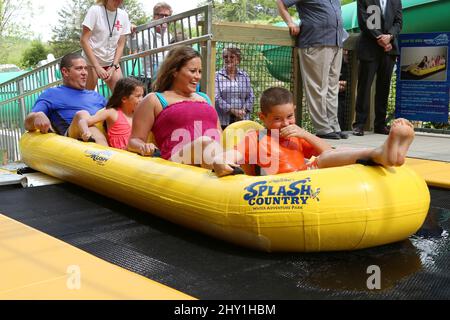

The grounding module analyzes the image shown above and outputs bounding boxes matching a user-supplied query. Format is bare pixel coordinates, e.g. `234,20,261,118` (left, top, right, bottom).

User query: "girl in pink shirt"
77,77,144,149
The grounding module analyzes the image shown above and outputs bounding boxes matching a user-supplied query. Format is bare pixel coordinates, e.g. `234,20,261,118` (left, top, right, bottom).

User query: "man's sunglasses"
155,13,171,18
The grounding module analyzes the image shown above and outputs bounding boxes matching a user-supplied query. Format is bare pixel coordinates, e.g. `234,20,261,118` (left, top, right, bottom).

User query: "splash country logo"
84,150,115,165
243,178,320,211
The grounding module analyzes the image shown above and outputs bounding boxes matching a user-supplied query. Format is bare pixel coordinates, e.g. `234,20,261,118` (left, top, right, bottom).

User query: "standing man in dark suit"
352,0,402,136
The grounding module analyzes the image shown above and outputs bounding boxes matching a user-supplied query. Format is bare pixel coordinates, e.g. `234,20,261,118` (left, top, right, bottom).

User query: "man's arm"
387,0,403,40
24,112,52,133
357,0,383,40
276,0,300,36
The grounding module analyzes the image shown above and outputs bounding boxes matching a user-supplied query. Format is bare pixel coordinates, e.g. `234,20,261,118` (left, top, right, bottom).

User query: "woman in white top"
80,0,131,91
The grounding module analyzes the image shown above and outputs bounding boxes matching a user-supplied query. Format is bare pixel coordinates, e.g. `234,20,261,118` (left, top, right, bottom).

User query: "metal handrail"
0,60,61,88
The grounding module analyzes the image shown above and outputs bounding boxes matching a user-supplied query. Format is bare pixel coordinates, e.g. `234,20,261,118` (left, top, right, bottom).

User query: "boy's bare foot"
371,118,415,167
393,118,415,165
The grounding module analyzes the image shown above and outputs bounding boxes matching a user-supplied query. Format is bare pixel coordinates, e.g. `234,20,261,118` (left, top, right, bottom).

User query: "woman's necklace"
104,5,118,39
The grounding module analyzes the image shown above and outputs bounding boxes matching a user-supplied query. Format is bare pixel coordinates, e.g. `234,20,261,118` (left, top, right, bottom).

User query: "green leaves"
21,41,49,68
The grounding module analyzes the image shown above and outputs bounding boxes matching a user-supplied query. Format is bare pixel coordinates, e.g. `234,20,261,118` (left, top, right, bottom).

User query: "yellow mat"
406,158,450,189
0,214,194,300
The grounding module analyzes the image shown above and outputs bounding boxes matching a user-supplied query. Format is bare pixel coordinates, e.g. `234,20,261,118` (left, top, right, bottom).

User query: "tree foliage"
0,0,33,64
0,0,31,38
50,0,148,59
203,0,283,23
204,0,355,23
21,41,49,68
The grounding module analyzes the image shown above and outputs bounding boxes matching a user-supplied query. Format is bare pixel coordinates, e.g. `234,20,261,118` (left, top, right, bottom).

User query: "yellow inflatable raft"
409,63,446,76
19,122,430,252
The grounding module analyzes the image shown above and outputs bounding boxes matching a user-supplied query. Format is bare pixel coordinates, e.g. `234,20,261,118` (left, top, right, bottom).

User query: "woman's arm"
213,149,244,177
106,34,127,78
128,94,158,156
214,72,233,113
112,34,127,67
80,26,109,80
243,74,254,113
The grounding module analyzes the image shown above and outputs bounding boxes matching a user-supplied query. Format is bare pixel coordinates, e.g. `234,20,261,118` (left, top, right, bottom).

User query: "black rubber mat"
1,183,449,299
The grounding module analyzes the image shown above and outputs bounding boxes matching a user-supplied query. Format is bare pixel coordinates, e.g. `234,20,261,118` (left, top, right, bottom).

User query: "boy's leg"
317,119,414,168
379,118,415,166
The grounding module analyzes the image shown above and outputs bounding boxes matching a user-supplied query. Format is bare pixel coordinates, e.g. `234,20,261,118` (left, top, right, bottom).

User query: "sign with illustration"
396,32,449,123
243,177,320,211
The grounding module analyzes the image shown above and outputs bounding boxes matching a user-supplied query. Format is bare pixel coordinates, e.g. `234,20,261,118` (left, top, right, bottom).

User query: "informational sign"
396,32,449,123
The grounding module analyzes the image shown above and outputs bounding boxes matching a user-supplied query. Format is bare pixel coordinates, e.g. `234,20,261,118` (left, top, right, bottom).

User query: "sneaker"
335,131,349,139
352,127,364,136
316,132,340,140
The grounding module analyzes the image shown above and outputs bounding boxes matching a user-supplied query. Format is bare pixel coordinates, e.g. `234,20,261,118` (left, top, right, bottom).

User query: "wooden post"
293,47,303,126
211,22,293,47
208,41,217,107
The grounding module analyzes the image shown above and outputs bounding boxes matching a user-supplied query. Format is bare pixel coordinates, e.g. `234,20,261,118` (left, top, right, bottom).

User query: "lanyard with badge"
105,6,118,49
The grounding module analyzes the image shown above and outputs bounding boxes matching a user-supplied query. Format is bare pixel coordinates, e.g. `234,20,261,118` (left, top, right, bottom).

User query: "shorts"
305,156,319,170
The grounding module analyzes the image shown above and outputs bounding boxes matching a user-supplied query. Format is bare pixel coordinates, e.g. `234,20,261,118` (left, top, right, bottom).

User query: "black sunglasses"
155,13,170,18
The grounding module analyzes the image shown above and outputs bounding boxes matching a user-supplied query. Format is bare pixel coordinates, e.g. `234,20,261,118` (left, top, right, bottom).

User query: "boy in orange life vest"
213,87,415,177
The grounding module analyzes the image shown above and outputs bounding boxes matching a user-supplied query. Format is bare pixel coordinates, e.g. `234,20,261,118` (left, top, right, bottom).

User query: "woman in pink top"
128,45,224,168
77,77,144,149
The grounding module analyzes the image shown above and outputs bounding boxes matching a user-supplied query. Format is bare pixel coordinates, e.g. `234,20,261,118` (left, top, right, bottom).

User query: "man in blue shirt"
277,0,348,140
24,53,107,145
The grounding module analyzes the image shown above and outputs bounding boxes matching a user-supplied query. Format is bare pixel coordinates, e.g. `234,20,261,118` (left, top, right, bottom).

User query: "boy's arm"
280,125,332,154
